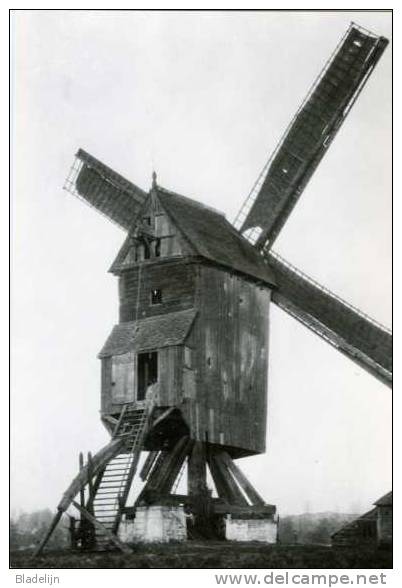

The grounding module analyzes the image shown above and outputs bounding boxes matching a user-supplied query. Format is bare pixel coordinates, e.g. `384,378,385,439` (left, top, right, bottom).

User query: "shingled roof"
374,491,392,507
98,309,197,357
156,187,276,287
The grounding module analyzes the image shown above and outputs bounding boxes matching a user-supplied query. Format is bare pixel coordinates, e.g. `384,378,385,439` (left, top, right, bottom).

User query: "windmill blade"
235,23,389,250
64,149,148,230
267,251,392,387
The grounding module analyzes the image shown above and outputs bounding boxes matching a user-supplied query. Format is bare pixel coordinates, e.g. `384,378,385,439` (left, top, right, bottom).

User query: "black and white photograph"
10,8,392,574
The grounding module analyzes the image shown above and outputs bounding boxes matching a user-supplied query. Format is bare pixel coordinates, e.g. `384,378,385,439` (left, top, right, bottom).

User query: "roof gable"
156,187,276,286
374,491,392,506
109,191,197,273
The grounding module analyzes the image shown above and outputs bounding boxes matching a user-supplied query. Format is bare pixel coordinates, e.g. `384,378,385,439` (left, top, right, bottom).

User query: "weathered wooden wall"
181,265,270,456
119,260,197,322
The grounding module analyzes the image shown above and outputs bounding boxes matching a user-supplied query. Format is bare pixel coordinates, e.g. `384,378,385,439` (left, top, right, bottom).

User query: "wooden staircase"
91,406,148,550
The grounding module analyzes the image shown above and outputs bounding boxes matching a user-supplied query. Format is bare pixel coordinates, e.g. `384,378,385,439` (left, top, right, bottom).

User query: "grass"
10,541,392,569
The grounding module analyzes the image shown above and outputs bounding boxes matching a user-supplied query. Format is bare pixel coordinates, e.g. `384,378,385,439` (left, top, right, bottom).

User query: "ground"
10,542,392,569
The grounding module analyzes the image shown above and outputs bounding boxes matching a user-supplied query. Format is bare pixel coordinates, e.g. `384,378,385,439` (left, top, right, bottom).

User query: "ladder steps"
93,498,118,502
85,405,152,550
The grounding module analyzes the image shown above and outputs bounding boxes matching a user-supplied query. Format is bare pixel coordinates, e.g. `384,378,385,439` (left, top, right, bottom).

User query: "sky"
11,10,391,517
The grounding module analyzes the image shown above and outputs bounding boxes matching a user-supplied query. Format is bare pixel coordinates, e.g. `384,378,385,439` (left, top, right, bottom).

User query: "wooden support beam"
213,503,275,517
140,450,159,481
137,436,192,504
87,452,94,514
32,510,63,557
112,404,128,437
219,451,265,506
102,415,118,427
188,441,208,496
208,450,248,506
35,437,126,557
58,437,125,512
86,467,104,513
127,493,275,516
72,501,133,555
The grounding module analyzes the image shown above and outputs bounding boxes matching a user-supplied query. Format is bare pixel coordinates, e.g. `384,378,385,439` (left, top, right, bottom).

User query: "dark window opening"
155,238,161,257
143,216,151,226
137,351,158,401
151,288,162,304
144,242,151,260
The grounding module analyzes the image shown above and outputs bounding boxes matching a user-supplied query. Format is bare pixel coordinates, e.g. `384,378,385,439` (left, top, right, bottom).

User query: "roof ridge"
156,185,226,217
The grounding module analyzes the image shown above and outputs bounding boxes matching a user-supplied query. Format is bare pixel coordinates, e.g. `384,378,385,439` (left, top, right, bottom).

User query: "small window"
151,288,162,304
155,238,161,258
143,216,151,226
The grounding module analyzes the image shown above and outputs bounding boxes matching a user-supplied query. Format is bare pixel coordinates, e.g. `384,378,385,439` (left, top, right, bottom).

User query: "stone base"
118,506,187,543
225,515,278,543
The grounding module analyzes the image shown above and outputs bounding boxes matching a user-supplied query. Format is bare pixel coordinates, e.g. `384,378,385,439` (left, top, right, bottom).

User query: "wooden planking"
110,351,135,404
158,346,183,406
187,265,270,455
101,357,112,414
119,260,197,323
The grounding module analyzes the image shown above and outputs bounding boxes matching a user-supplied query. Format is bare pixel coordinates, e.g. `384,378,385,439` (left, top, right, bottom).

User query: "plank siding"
119,261,197,322
188,266,270,456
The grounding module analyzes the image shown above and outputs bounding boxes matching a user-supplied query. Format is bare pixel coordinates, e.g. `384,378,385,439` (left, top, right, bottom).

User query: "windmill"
35,22,391,553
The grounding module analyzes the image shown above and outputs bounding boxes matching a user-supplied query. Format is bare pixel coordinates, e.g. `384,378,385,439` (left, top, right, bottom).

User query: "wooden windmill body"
36,22,391,553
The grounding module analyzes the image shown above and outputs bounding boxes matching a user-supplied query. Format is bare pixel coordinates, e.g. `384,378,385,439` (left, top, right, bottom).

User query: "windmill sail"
64,149,148,230
235,23,389,250
267,251,392,387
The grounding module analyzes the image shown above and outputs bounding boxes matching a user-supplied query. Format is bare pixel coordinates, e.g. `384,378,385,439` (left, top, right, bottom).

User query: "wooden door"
111,352,135,404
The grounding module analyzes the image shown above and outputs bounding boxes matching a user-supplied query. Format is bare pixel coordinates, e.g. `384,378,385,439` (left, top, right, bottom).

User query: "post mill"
36,22,391,553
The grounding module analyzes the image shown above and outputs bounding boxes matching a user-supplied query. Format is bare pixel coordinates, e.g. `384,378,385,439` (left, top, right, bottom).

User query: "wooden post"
72,501,133,555
85,452,96,549
87,452,94,514
78,452,87,546
68,516,78,550
188,441,208,496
